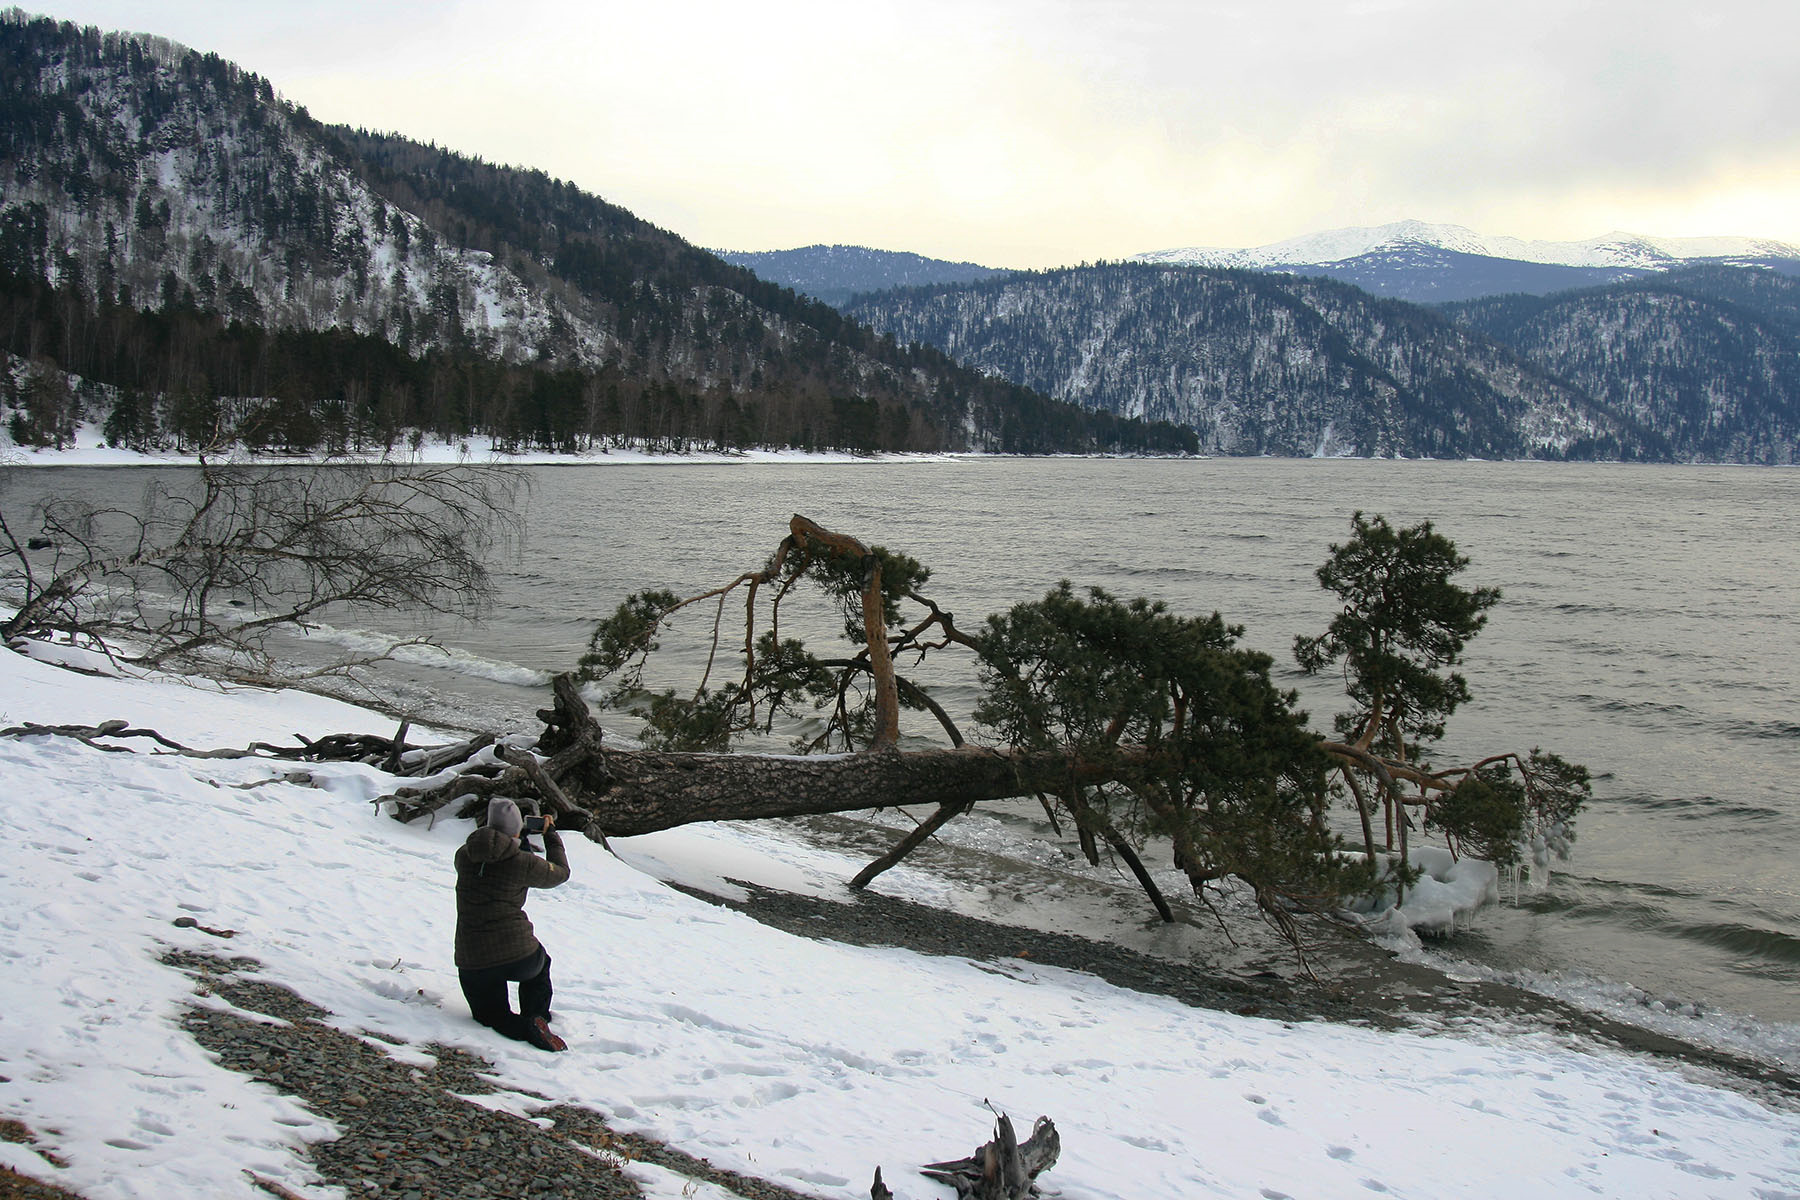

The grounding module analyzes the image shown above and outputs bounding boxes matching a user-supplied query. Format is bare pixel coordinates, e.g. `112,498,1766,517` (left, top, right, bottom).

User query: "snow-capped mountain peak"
1136,221,1800,272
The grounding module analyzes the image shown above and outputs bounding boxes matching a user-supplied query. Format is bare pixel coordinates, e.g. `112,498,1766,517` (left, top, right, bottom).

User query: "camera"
523,815,548,835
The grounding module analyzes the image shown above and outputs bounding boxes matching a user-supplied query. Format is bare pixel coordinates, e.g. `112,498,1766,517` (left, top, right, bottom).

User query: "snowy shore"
2,639,1798,1200
0,427,980,469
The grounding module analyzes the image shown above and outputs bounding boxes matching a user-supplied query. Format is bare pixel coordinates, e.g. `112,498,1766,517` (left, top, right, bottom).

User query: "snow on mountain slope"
0,15,608,367
1138,220,1800,272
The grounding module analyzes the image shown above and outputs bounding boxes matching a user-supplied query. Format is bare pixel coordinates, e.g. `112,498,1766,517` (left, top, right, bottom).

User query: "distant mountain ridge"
6,14,1791,464
1139,220,1800,271
1134,221,1800,303
1443,265,1800,462
712,245,1005,307
845,260,1800,463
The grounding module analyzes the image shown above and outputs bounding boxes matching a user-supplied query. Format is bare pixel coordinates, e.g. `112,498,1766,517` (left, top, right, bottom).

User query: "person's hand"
542,812,556,831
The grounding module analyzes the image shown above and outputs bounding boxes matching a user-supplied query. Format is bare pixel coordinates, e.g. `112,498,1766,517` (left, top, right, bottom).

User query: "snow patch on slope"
2,642,1798,1200
1137,220,1800,272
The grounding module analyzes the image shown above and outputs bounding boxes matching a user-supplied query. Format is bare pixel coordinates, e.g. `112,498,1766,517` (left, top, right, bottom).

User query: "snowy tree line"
0,14,1196,458
846,259,1800,463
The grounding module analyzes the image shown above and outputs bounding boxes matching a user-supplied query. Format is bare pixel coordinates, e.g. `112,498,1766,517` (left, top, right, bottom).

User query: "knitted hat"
486,797,523,838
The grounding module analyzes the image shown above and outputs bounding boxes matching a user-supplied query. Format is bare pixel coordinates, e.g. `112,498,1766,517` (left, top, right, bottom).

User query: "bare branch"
2,461,523,682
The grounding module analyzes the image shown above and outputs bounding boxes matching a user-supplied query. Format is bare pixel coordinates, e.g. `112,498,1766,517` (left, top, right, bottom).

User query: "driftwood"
872,1115,1059,1200
502,746,613,851
379,677,616,847
245,1169,313,1200
0,716,425,765
3,715,511,807
400,732,496,777
922,1115,1060,1199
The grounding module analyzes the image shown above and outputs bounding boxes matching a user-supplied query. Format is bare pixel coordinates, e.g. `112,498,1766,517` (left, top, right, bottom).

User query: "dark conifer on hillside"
0,13,1196,458
846,259,1800,463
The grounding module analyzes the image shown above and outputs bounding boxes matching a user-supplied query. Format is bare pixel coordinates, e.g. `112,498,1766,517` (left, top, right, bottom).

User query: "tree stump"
907,1114,1060,1200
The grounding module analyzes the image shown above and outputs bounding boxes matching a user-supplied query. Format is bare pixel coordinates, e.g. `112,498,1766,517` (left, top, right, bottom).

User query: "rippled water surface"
14,458,1800,1026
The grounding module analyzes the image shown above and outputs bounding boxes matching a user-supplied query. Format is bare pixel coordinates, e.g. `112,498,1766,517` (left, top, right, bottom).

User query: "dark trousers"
458,947,553,1044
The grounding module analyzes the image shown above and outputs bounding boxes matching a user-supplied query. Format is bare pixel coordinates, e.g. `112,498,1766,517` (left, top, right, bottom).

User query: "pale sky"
28,0,1800,269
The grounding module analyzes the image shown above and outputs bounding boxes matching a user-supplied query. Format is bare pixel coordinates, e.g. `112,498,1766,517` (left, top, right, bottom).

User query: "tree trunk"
584,744,1148,838
788,515,900,748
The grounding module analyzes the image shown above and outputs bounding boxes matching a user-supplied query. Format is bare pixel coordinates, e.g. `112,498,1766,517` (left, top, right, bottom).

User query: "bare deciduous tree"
0,459,522,676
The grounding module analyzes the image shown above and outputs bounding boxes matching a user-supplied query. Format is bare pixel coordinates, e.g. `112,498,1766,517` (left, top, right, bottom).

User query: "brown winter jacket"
454,826,569,970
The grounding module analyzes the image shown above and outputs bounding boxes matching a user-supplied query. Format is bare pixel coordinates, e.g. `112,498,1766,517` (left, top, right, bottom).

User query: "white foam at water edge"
294,622,553,689
1393,941,1800,1074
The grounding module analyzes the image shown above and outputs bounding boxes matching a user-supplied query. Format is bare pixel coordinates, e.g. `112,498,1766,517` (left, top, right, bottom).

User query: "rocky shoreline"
163,879,1792,1200
676,873,1800,1112
5,871,1794,1200
163,946,824,1200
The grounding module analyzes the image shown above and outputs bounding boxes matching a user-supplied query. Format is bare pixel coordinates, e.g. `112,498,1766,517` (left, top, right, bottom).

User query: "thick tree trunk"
382,672,1157,848
586,744,1145,838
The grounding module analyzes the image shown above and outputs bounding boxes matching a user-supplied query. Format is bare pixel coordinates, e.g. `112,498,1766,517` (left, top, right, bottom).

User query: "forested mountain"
1136,221,1800,304
5,13,1789,465
846,260,1800,463
713,245,1006,307
1443,267,1800,462
1176,244,1651,306
846,264,1659,459
0,14,1194,457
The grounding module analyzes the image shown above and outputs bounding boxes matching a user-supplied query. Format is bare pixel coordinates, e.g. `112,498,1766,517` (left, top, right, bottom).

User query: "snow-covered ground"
0,424,950,468
0,642,1796,1200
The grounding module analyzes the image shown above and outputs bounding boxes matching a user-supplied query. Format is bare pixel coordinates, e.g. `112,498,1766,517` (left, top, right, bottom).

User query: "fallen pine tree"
369,513,1589,942
8,512,1589,946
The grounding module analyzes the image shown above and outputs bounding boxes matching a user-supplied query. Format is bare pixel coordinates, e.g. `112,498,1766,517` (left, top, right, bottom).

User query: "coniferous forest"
3,11,1796,463
0,14,1196,458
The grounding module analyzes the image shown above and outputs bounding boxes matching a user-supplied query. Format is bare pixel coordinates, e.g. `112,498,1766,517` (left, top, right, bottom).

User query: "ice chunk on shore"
1352,847,1501,946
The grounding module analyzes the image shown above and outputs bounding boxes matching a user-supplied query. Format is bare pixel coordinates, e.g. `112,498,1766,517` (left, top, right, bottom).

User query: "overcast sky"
30,0,1800,268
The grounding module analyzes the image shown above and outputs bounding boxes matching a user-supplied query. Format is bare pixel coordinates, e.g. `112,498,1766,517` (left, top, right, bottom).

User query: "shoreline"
764,808,1800,1087
9,429,1799,470
8,601,1795,1101
4,639,1797,1198
681,875,1800,1112
17,635,1797,1097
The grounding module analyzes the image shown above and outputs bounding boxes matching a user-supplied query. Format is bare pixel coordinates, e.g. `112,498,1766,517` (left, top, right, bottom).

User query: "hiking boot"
529,1016,566,1052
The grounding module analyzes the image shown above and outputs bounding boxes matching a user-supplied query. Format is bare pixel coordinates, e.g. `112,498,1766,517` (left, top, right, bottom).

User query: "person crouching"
454,797,569,1052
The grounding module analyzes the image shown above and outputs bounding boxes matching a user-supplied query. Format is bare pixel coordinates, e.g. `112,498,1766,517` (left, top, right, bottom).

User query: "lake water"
12,458,1800,1040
